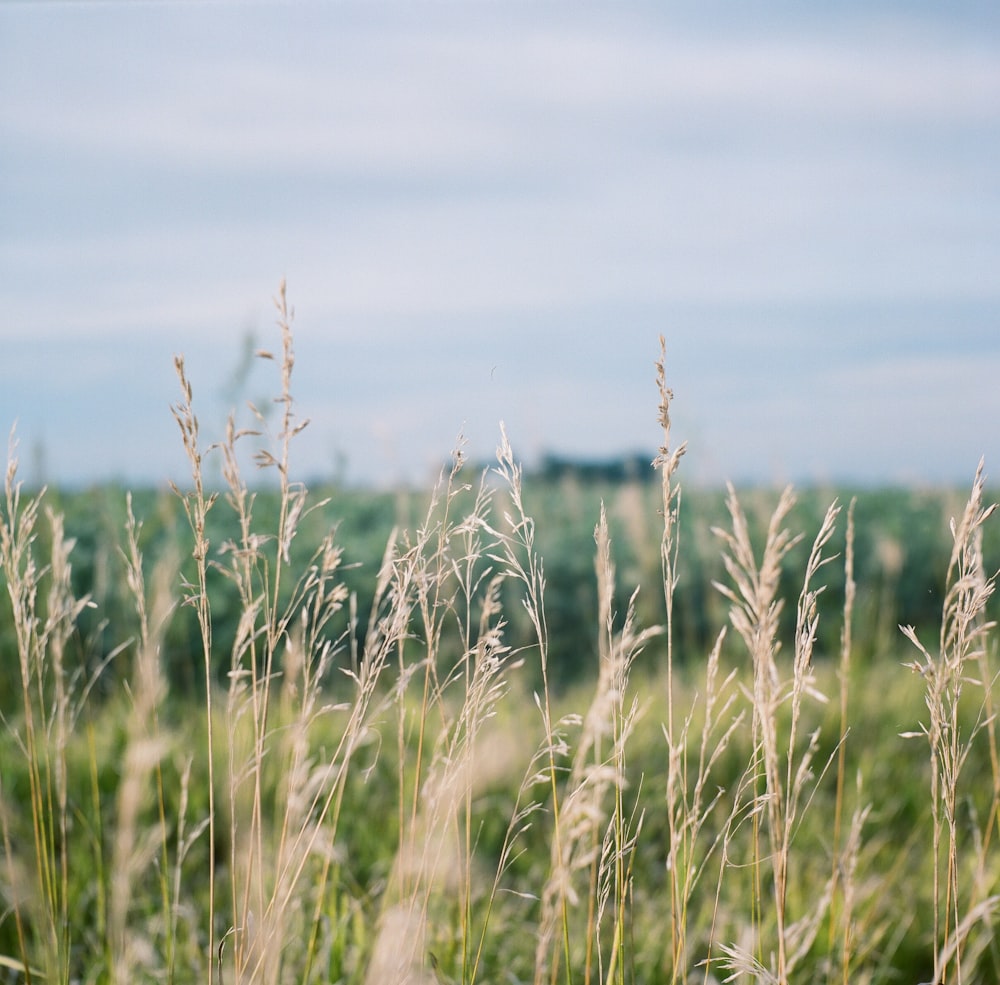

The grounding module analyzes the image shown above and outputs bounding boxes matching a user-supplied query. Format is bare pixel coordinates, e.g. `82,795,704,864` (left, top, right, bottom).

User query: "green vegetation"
6,464,988,702
2,296,999,984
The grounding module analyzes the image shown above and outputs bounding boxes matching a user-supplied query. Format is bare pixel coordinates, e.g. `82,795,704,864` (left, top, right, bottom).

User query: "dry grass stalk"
0,436,96,984
713,487,840,984
172,283,382,985
653,336,687,748
523,498,660,985
902,459,999,984
591,506,662,985
171,351,221,985
363,452,524,985
108,496,178,984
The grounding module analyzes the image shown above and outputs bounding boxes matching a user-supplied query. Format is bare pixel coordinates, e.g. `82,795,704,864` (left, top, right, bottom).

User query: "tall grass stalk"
591,505,660,985
171,284,395,985
109,494,178,985
713,486,843,984
364,449,518,985
827,496,856,982
171,353,220,985
902,459,999,983
0,439,94,985
655,341,750,985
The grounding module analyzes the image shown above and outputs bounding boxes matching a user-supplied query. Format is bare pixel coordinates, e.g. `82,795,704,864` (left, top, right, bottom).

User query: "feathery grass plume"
464,427,570,985
184,286,385,985
2,442,194,985
654,340,751,985
654,338,740,983
713,487,841,984
653,336,687,728
0,434,94,985
828,498,856,940
107,495,179,985
363,449,519,985
445,424,560,981
662,626,746,984
0,445,56,985
822,497,882,985
712,483,799,977
653,336,753,983
651,340,767,984
590,505,661,985
901,459,999,984
530,504,658,985
390,445,473,900
170,352,220,985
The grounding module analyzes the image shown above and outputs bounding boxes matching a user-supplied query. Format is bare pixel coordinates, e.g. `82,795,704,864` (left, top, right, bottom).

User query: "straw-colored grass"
1,287,998,985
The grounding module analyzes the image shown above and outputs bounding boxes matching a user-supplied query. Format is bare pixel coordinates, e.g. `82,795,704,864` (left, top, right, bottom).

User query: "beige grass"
1,287,998,985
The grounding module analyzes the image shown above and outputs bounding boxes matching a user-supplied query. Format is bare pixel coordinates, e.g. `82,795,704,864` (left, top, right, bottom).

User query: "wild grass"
1,287,999,984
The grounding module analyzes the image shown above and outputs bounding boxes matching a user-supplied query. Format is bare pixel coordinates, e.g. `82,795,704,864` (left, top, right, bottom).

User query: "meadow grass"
1,290,999,984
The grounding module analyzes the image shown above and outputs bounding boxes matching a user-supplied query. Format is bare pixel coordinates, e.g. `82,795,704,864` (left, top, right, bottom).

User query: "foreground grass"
1,298,999,984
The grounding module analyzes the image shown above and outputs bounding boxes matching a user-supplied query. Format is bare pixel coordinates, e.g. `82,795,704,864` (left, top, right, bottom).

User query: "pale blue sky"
2,1,999,488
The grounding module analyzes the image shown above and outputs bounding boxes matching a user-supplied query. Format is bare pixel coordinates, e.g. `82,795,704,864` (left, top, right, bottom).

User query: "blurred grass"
2,471,998,983
2,311,999,984
4,473,993,704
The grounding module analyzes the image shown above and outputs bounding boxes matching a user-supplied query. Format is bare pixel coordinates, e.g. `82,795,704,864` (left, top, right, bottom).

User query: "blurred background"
2,0,999,490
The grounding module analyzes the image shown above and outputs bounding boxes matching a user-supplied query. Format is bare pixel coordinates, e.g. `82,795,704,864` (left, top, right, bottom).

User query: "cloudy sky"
2,1,999,490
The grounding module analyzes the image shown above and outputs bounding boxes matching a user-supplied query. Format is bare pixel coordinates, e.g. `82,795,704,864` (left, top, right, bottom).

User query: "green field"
2,326,999,985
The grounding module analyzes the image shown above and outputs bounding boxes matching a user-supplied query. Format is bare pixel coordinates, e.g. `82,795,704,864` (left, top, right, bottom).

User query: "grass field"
2,298,999,984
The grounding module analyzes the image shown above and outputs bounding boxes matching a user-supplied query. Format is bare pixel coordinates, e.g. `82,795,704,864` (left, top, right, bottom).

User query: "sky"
2,1,999,491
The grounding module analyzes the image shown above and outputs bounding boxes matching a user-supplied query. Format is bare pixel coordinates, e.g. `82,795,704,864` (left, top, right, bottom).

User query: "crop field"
2,312,999,984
